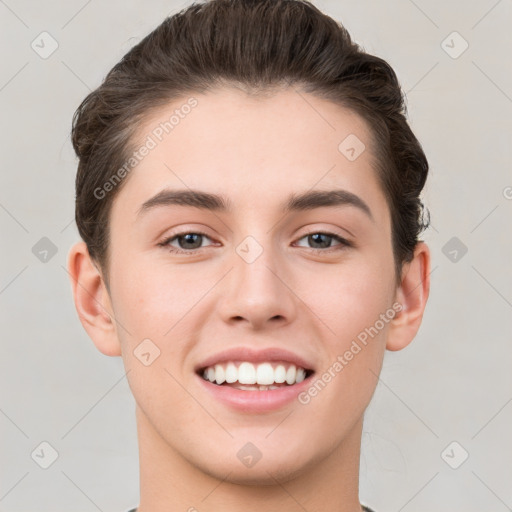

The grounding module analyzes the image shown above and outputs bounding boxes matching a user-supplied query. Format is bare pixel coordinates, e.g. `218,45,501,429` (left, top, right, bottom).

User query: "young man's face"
71,87,428,484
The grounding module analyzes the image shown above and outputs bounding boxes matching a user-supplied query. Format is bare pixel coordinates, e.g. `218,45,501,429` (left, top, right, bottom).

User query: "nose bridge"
219,230,295,327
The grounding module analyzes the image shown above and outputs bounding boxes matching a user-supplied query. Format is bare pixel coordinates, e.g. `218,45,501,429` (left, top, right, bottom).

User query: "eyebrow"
137,188,373,220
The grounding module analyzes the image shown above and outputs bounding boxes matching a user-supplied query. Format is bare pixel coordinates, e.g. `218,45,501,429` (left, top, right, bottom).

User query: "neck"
135,405,364,512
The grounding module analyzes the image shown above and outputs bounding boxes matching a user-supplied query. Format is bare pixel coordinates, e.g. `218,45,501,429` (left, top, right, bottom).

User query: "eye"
294,231,352,253
158,230,352,256
158,231,215,255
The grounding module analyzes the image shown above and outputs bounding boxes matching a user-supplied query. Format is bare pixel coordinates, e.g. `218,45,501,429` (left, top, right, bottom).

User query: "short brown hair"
71,0,429,288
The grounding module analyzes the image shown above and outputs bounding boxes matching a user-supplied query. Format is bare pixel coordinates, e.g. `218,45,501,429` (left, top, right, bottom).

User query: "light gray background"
1,1,511,511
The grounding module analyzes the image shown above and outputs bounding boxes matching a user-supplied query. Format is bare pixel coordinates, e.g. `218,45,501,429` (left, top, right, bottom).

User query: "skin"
67,87,430,512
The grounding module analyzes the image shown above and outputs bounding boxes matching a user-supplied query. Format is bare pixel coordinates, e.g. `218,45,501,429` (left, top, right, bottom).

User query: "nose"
217,238,297,330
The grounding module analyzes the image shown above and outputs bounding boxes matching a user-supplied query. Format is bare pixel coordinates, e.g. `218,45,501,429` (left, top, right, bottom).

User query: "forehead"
114,86,387,219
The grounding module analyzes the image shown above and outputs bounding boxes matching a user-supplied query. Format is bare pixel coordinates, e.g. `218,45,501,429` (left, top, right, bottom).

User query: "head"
68,0,430,486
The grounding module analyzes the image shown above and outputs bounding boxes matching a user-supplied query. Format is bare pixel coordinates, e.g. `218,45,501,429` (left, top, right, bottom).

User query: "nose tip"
218,248,295,329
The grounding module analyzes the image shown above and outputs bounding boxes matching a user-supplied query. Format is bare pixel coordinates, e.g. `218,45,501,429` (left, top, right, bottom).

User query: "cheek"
305,253,394,407
314,256,396,341
108,255,219,385
109,253,197,333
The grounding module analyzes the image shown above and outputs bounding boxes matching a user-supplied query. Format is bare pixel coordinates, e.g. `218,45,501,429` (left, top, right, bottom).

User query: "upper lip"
194,346,316,373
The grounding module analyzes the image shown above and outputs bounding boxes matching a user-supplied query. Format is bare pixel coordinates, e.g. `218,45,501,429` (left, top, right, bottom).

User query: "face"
104,87,398,483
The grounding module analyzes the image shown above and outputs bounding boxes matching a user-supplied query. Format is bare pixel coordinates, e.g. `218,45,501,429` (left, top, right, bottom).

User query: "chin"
192,441,317,486
205,459,310,486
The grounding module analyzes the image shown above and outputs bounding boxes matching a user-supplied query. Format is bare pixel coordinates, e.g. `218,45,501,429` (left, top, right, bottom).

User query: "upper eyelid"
293,231,351,248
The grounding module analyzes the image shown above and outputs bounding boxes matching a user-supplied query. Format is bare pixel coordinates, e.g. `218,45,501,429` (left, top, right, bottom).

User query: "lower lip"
196,373,314,413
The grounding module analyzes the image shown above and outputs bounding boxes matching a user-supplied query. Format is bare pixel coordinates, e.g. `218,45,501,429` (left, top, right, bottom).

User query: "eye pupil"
180,233,202,249
309,233,331,248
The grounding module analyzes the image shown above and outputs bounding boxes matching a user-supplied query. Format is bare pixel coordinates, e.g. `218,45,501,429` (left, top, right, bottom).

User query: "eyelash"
157,230,352,256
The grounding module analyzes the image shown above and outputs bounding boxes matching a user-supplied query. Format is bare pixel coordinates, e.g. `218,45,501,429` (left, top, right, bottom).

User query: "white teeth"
238,362,256,384
285,365,296,385
256,362,274,385
200,361,310,386
214,364,225,385
274,364,286,383
225,362,237,383
295,367,306,383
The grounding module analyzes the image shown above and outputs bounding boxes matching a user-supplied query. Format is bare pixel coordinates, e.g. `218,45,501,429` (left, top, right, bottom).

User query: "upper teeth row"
202,362,307,385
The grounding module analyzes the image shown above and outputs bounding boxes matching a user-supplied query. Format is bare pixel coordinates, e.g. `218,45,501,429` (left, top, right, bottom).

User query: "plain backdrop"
1,1,511,511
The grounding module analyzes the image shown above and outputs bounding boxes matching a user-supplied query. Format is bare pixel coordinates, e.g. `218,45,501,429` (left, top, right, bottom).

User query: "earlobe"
386,242,431,351
66,241,122,357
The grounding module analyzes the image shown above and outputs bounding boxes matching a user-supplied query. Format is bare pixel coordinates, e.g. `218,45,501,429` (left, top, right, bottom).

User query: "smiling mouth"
197,361,315,391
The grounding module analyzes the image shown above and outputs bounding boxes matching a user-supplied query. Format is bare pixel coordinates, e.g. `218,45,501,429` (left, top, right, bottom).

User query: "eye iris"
309,233,331,249
179,233,202,249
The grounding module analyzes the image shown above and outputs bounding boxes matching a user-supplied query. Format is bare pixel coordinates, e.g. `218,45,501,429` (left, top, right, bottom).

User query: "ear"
66,241,122,357
386,242,431,351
